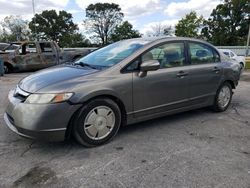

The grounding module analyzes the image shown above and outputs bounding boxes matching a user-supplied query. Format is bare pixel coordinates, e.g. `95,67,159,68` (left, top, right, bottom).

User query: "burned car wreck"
0,41,93,73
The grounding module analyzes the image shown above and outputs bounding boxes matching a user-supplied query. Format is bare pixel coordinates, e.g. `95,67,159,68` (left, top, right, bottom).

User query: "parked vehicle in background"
220,49,245,69
4,37,241,147
0,41,94,73
0,43,10,51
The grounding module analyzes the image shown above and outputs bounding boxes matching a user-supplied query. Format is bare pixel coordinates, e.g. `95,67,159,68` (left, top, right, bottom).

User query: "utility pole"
32,0,37,41
246,24,250,57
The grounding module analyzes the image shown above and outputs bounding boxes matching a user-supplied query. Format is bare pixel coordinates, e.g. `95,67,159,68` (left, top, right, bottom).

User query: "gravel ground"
0,72,250,188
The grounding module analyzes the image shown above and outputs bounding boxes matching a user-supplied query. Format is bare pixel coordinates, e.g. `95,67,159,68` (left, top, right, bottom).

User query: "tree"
175,11,203,37
201,0,250,45
60,33,91,47
163,26,174,36
84,3,124,45
29,10,78,46
147,23,174,37
109,21,141,42
0,15,30,41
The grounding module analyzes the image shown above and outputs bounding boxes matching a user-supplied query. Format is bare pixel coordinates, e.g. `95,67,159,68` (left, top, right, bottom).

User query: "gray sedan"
4,37,241,147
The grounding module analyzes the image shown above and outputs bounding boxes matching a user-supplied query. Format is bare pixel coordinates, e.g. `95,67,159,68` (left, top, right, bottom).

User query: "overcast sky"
0,0,221,34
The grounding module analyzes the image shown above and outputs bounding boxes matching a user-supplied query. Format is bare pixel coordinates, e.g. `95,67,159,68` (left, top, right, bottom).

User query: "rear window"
40,43,53,53
189,42,220,64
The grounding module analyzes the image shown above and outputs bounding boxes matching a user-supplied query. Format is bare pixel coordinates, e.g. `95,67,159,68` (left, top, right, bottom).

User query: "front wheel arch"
4,62,14,73
65,95,127,141
72,97,122,147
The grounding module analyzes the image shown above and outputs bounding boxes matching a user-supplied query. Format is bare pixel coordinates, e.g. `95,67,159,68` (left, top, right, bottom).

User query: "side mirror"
140,60,160,72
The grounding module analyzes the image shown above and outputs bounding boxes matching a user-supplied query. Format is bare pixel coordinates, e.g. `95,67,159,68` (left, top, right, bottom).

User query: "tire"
4,63,12,74
212,82,232,112
4,64,9,74
72,98,121,147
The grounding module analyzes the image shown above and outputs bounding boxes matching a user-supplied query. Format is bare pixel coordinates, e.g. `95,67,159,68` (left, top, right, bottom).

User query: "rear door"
186,42,222,105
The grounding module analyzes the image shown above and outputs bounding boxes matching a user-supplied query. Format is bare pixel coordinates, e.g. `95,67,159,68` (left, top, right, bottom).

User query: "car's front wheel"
212,82,232,112
73,98,121,147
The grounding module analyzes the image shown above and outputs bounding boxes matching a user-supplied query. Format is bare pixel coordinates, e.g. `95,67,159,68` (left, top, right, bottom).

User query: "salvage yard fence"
216,46,250,69
216,46,248,56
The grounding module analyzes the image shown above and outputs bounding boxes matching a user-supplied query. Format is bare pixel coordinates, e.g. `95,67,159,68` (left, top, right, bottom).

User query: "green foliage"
201,0,250,45
175,11,203,38
0,32,16,42
29,10,78,46
164,26,174,36
84,3,124,45
59,33,91,48
109,21,141,42
0,15,30,41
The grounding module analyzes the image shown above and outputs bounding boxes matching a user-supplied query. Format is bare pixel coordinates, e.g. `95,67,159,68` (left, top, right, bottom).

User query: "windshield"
2,43,20,52
75,39,149,69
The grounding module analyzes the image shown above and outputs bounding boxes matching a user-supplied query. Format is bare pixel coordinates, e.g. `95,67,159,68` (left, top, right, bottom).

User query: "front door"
132,42,189,118
39,42,58,68
14,42,43,71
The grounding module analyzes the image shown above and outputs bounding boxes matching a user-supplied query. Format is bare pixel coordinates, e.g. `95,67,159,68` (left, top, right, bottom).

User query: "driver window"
141,42,185,68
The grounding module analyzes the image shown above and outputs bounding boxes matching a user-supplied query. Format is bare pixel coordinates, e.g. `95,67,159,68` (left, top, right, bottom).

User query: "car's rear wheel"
212,82,232,112
72,98,121,147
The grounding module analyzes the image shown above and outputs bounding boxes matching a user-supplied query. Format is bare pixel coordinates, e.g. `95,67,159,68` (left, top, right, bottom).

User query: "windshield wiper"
74,62,97,69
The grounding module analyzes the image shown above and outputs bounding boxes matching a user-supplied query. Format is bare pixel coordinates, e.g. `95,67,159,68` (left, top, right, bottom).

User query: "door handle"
212,67,220,73
176,71,188,78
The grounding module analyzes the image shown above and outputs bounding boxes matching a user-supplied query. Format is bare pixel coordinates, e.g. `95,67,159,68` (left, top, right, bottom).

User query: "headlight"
25,93,73,104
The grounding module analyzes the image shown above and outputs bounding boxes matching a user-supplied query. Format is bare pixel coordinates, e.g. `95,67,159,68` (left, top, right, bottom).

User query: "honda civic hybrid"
4,37,241,147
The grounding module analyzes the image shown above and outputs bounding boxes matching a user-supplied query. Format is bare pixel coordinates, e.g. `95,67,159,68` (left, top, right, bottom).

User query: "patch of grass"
245,57,250,69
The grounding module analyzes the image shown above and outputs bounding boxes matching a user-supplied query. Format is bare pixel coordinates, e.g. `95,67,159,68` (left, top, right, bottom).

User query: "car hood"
19,65,99,93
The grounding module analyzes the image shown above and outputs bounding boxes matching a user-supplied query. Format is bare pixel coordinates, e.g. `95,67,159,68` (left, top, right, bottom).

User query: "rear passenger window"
189,43,219,64
25,43,37,53
40,43,53,53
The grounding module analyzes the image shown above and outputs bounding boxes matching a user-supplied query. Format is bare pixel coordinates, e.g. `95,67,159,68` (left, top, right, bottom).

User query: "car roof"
125,36,207,42
122,37,216,48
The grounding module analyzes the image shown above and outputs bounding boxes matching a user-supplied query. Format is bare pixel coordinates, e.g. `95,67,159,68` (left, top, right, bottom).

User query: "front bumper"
4,113,66,141
4,89,81,142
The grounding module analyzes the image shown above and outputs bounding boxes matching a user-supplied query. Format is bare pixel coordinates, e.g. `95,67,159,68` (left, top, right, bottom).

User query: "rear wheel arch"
239,62,244,68
223,80,235,89
212,81,233,112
